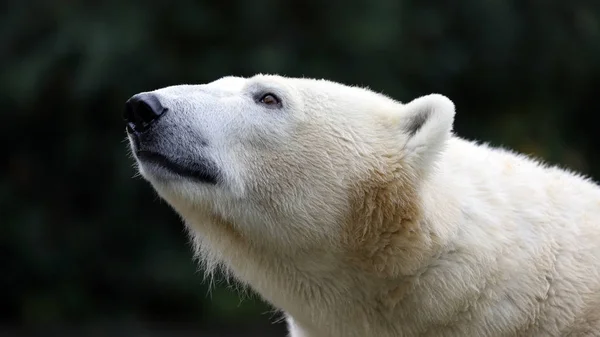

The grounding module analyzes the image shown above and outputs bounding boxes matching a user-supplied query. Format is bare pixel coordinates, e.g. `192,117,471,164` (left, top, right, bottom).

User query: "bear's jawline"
136,150,219,184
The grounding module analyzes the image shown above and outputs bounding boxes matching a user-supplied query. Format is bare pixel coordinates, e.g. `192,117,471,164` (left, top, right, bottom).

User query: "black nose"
124,93,167,133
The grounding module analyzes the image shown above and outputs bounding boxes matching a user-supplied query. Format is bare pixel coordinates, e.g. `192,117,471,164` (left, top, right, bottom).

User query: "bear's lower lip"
135,150,219,184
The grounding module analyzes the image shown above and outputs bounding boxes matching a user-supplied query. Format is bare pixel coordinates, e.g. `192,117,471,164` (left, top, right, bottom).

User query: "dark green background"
3,0,600,335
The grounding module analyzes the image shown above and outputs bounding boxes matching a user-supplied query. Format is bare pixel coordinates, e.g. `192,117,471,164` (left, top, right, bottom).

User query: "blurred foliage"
2,0,600,334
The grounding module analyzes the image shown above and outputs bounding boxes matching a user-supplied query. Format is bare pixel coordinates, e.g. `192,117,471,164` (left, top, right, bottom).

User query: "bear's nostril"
137,101,156,123
124,93,168,133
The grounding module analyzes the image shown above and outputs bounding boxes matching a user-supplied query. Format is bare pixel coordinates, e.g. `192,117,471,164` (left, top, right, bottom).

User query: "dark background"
3,0,600,336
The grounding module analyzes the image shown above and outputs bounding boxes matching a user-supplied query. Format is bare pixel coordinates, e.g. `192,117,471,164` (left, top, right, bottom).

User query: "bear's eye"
258,93,281,107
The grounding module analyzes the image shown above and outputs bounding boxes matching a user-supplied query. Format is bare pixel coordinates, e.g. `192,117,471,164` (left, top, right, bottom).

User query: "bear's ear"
399,94,455,174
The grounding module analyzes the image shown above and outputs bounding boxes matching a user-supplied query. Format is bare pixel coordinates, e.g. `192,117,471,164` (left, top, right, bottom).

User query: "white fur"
130,75,600,337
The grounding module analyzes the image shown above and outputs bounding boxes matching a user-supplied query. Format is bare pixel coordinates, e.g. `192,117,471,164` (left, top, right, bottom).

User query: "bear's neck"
187,214,391,336
177,167,461,336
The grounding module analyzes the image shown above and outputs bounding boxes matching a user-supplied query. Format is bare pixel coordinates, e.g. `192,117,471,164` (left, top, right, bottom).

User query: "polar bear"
124,74,600,337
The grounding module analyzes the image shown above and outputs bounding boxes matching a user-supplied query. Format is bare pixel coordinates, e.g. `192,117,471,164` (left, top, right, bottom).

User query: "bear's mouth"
135,150,219,184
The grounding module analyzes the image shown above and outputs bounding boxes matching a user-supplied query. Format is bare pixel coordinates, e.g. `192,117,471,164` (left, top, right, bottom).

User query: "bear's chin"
135,150,220,185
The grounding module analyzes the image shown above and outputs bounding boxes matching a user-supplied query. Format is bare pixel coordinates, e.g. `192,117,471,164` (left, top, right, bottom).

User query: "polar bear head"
125,74,455,273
